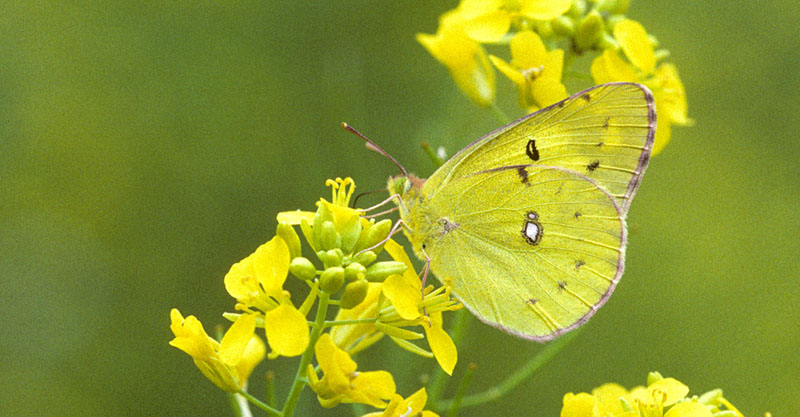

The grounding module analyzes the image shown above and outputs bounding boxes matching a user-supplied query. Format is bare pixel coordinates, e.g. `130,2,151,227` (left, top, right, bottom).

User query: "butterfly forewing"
426,82,655,215
422,165,625,340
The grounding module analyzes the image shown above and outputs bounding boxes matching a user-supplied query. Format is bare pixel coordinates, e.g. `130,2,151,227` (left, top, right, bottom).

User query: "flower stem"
323,317,377,327
445,363,477,417
281,291,331,417
487,102,511,124
436,328,581,410
237,390,279,415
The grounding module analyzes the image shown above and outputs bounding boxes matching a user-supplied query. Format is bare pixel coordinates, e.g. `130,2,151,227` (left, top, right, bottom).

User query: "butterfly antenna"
352,187,387,208
341,122,408,176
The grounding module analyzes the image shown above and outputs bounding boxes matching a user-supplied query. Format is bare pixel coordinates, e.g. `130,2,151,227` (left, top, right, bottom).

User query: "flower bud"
551,16,576,38
353,219,392,254
319,220,340,251
567,0,587,19
324,248,343,268
340,279,369,309
365,261,408,282
319,266,345,293
277,223,302,259
353,250,377,267
289,257,317,281
344,262,366,282
575,10,604,51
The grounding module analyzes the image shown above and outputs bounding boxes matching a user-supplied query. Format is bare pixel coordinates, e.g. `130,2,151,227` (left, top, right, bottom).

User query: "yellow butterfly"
353,82,655,341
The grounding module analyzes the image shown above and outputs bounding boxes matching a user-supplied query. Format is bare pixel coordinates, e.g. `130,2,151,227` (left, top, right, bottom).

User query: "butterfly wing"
426,82,655,215
422,165,625,341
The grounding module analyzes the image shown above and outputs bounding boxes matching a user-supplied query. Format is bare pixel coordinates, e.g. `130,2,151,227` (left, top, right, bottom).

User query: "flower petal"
613,19,655,74
590,48,637,84
252,236,290,298
264,303,309,357
648,377,689,407
510,30,547,69
464,10,510,43
219,313,257,365
276,210,315,225
519,0,571,20
560,392,598,417
423,312,457,375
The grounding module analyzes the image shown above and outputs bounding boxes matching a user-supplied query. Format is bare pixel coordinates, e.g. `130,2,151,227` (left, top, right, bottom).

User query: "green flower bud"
575,10,604,51
353,219,392,254
277,223,302,259
319,266,345,293
324,248,343,268
567,0,587,19
551,16,576,38
340,279,369,309
344,262,366,282
320,220,339,251
312,200,333,247
534,20,553,38
365,261,408,282
339,216,362,254
353,250,377,267
654,49,671,62
289,257,317,281
595,32,618,50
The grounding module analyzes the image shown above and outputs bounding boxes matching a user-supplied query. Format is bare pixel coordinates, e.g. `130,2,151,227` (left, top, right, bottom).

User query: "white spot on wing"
525,222,540,241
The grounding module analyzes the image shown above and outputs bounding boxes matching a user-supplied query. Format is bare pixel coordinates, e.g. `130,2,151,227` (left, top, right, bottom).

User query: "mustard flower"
417,10,496,106
591,19,692,154
362,388,440,417
223,235,309,357
169,309,265,392
307,333,396,408
560,372,762,417
489,30,568,111
379,239,460,375
329,282,385,355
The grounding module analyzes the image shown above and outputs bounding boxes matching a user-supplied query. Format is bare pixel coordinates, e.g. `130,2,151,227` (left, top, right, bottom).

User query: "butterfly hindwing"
422,165,625,341
426,82,655,215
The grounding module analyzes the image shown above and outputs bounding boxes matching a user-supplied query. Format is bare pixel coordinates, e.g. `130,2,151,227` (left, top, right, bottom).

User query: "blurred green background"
2,1,798,416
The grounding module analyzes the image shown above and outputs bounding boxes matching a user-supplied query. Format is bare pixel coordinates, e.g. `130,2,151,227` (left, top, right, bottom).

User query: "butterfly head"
387,174,425,200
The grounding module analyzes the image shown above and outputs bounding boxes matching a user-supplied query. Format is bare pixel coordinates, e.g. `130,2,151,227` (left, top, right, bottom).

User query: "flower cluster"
560,371,769,417
169,178,460,416
418,0,691,154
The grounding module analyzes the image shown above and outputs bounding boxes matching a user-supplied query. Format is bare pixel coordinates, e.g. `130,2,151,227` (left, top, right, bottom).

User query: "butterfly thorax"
387,174,442,257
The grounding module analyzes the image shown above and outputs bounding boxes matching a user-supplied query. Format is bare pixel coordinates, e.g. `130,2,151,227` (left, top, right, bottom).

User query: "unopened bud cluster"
283,179,407,309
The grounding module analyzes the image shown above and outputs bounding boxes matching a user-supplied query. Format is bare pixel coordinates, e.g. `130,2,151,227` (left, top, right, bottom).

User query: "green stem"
445,363,477,417
421,142,445,168
427,308,471,408
487,102,511,125
265,371,278,417
436,328,581,410
282,292,331,417
323,318,376,327
237,390,281,415
227,392,244,417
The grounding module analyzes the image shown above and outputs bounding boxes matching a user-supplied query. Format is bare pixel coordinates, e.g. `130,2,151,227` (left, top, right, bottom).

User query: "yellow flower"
307,333,396,408
329,282,385,355
362,388,440,417
417,0,574,107
379,239,460,375
591,19,692,154
223,236,309,357
489,30,568,112
417,15,496,106
560,372,757,417
168,309,265,392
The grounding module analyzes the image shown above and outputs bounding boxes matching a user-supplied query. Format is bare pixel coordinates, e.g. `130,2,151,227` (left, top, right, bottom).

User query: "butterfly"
351,82,655,341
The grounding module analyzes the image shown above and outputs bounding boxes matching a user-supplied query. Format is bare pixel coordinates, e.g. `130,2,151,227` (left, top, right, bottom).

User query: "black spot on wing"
575,260,585,270
516,166,530,186
525,139,540,161
587,160,600,172
581,93,591,102
557,281,567,291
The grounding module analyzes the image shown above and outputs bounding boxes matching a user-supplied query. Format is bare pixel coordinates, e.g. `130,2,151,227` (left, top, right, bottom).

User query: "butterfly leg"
419,248,432,318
